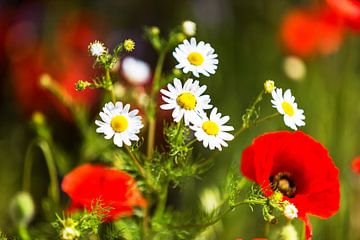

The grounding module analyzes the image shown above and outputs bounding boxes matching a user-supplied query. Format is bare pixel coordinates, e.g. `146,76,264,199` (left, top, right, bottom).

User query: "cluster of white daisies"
160,38,234,151
93,36,305,150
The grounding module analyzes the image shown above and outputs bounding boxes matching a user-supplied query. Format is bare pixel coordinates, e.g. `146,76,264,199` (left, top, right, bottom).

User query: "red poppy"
240,131,340,240
62,164,147,221
280,6,344,57
327,0,360,31
351,156,360,173
7,11,100,118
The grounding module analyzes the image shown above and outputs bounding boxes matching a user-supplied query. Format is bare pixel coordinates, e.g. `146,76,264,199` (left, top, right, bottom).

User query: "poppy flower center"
110,115,128,133
202,120,220,135
187,52,204,66
270,172,296,198
282,102,295,116
176,92,197,110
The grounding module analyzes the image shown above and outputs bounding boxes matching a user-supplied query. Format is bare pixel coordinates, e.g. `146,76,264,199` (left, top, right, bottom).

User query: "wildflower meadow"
0,0,360,239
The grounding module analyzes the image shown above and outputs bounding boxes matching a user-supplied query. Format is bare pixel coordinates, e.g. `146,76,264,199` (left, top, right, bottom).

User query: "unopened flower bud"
61,226,80,240
182,20,196,36
113,82,126,99
124,39,135,52
9,192,35,226
176,33,186,43
32,111,46,126
280,224,298,240
264,80,275,93
270,191,283,203
150,26,160,35
283,56,306,81
172,69,182,77
200,187,221,214
75,80,91,91
283,202,298,220
39,73,53,88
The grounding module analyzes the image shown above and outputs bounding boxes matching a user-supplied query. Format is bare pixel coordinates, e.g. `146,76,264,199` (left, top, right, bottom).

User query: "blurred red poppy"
280,6,344,57
7,12,100,118
62,164,147,221
240,131,340,240
351,156,360,173
327,0,360,31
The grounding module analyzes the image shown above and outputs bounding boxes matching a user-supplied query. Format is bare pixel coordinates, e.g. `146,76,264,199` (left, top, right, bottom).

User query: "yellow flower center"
187,52,204,66
202,121,220,136
282,102,295,116
176,92,197,110
110,115,128,133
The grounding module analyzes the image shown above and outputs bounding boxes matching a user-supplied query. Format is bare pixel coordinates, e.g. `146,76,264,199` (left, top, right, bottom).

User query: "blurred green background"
1,0,360,239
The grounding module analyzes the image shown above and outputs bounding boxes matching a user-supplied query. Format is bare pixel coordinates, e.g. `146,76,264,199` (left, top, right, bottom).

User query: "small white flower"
173,38,218,77
95,102,143,147
182,20,196,36
122,57,151,85
283,202,298,220
271,88,305,130
190,108,234,151
160,78,212,125
88,41,106,57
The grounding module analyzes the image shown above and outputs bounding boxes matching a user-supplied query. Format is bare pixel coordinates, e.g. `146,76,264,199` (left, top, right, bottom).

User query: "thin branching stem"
147,49,167,158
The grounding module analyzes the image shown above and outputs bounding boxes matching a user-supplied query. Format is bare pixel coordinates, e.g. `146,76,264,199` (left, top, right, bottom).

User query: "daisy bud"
283,202,298,220
32,111,46,126
88,40,107,57
270,191,283,203
123,39,135,52
283,56,306,82
75,80,91,91
61,219,80,240
9,192,35,226
200,187,221,214
176,33,186,43
280,224,298,240
113,82,126,99
39,73,52,88
182,20,196,36
264,80,275,93
150,26,160,35
172,69,182,77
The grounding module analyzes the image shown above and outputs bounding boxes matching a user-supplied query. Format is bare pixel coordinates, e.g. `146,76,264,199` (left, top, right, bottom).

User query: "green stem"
105,68,116,103
174,198,266,229
186,138,197,148
23,139,60,204
153,181,169,219
147,50,167,159
39,74,88,135
124,145,145,177
234,112,280,138
18,224,30,240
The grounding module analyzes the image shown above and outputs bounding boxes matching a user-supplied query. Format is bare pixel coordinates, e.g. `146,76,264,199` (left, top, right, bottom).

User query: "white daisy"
95,101,143,147
283,202,298,220
160,78,212,125
88,40,107,57
173,38,218,77
190,108,234,151
122,57,151,85
271,88,305,130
